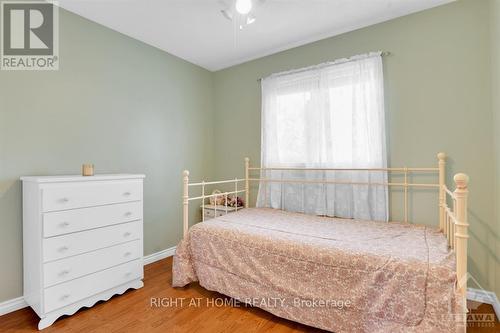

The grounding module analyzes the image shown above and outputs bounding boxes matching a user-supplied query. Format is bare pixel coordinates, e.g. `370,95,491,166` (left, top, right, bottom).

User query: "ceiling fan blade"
221,9,233,20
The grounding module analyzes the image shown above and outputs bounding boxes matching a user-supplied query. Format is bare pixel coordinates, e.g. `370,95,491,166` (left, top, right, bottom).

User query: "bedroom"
0,0,499,332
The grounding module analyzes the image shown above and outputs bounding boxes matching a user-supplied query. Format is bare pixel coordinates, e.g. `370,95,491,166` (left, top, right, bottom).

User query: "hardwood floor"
0,257,498,332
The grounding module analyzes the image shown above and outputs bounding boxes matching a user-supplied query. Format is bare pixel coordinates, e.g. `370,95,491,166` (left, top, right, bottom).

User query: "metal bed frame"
182,152,469,310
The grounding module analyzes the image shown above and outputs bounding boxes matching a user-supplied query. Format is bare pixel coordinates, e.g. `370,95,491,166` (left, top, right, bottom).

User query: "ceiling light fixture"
235,0,252,15
246,14,256,25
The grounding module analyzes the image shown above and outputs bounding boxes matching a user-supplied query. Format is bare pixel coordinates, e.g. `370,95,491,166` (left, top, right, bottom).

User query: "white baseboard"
0,246,177,317
0,297,27,316
143,246,176,265
467,288,500,319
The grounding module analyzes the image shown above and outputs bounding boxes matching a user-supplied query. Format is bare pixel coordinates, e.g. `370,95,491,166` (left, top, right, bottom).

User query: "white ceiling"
58,0,454,71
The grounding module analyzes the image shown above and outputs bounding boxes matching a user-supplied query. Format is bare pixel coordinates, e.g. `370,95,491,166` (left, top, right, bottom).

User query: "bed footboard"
442,173,469,298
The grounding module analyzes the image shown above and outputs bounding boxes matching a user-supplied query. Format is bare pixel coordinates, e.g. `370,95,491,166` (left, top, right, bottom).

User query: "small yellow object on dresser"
82,164,94,176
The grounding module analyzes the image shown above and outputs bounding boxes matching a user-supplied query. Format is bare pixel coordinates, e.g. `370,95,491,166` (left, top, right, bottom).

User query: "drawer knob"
60,221,70,227
123,232,132,237
124,212,133,217
123,192,131,196
125,272,132,277
59,269,70,276
124,251,132,257
58,246,69,252
60,198,69,203
61,294,70,301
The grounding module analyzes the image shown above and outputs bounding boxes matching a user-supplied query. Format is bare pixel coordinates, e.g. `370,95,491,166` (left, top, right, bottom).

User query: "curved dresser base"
38,279,144,330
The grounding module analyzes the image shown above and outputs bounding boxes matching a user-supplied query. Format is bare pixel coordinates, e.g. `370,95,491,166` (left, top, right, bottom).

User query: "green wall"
491,0,500,299
0,10,214,301
213,0,499,297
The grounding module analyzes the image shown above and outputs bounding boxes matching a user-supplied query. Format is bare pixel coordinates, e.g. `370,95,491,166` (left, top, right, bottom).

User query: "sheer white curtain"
257,52,388,221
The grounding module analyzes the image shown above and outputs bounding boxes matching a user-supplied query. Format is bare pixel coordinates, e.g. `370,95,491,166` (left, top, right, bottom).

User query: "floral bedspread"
173,208,465,333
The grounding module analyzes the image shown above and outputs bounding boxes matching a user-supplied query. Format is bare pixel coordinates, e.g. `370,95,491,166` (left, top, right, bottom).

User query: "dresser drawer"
44,240,142,287
43,221,142,262
43,259,143,313
43,201,142,238
42,180,142,212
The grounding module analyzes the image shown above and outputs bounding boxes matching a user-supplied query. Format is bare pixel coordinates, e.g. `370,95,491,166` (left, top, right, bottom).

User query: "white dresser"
21,174,145,330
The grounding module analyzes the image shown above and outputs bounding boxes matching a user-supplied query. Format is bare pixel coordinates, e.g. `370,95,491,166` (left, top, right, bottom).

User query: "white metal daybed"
173,153,468,333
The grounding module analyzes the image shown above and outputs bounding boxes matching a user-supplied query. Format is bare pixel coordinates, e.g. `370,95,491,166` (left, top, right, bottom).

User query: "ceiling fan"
220,0,328,30
220,0,264,29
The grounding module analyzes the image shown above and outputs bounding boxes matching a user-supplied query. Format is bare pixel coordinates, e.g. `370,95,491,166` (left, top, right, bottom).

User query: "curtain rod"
256,51,391,82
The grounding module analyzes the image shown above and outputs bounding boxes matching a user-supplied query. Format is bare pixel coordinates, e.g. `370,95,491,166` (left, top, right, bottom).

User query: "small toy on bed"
209,190,244,208
209,190,226,205
227,195,244,208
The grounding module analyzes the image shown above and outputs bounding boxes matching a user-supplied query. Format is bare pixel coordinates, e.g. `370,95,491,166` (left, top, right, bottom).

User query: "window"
257,53,388,221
